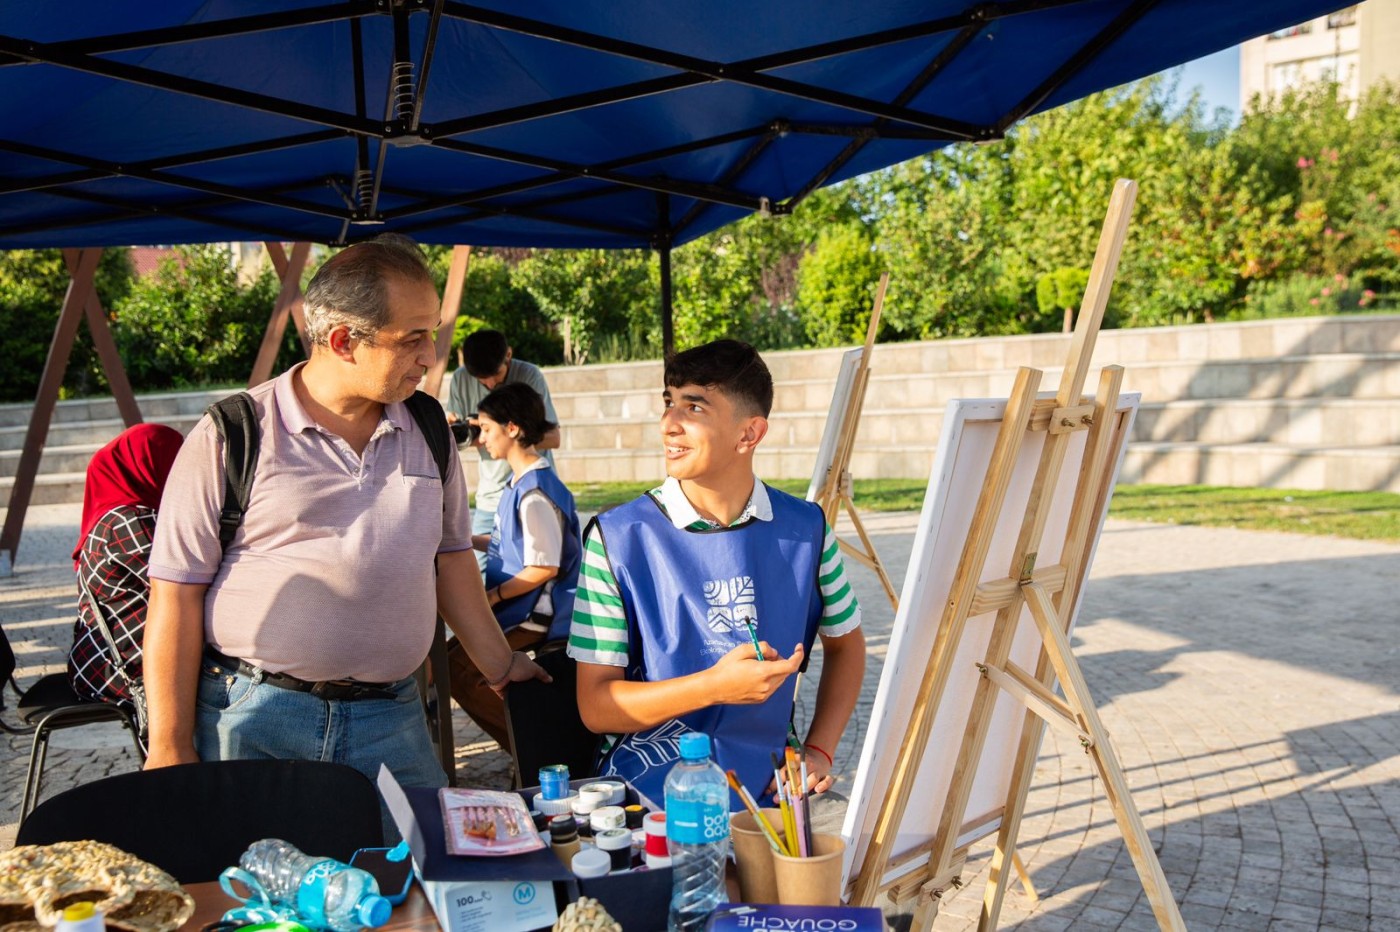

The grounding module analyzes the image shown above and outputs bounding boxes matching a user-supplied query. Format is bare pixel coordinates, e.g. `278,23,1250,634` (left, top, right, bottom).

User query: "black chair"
0,622,146,822
15,759,384,883
503,646,600,789
415,617,456,786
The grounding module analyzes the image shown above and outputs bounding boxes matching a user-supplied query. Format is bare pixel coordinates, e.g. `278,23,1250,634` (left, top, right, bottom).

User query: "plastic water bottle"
239,839,391,932
665,732,730,932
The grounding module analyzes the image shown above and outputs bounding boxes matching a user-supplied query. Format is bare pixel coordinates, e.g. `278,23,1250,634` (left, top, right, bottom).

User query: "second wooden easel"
847,179,1185,930
809,272,899,609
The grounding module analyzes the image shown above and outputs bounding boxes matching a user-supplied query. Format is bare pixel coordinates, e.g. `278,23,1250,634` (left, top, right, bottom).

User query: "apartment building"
1239,0,1400,109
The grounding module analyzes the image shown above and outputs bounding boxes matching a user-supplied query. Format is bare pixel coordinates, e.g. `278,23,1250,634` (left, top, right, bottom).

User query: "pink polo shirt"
150,364,473,682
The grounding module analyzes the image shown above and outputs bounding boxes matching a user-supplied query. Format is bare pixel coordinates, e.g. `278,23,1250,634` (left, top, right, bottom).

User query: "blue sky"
1170,45,1241,122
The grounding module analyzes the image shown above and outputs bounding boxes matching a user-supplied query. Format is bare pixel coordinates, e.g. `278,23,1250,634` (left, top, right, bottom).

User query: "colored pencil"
772,752,798,856
727,770,785,855
786,746,809,856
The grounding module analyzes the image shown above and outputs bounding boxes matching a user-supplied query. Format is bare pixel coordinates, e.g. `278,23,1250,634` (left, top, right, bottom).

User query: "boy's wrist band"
804,741,833,767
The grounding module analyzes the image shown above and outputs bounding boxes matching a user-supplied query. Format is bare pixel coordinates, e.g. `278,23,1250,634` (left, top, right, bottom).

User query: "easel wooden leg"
980,703,1051,930
1010,851,1038,905
840,493,899,609
249,241,310,387
64,249,142,427
1023,583,1185,931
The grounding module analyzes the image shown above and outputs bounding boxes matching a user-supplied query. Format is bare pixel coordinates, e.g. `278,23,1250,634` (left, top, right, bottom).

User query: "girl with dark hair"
447,382,581,750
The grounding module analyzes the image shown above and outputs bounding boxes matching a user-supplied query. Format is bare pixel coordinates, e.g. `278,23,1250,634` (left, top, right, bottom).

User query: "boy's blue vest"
593,486,825,807
484,464,581,643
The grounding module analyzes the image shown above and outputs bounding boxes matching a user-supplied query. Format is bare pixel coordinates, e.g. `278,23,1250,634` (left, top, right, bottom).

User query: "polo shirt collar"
274,361,399,439
656,475,772,530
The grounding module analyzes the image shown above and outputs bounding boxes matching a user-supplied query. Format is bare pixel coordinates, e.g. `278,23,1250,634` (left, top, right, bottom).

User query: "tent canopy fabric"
0,1,1348,250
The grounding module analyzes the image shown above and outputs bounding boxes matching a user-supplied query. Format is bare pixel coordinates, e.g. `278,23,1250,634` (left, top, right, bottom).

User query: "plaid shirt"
68,505,155,704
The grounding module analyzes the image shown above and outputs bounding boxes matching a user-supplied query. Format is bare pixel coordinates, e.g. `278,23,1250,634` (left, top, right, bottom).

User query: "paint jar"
571,848,611,879
534,792,577,817
549,815,582,866
581,779,626,806
595,828,634,873
643,811,670,869
589,806,626,835
539,764,571,800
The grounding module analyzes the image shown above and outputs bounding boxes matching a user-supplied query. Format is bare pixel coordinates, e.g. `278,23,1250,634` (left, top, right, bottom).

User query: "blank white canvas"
841,390,1140,893
806,347,864,503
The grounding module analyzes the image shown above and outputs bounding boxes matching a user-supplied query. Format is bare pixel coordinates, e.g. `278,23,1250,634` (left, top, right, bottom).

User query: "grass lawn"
561,480,1400,542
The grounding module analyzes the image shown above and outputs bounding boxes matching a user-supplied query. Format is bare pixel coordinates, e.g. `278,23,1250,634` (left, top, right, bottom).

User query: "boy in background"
447,329,560,539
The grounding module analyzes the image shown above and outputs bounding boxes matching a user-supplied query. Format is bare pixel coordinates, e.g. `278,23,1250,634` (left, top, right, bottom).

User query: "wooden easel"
809,273,899,609
848,179,1185,930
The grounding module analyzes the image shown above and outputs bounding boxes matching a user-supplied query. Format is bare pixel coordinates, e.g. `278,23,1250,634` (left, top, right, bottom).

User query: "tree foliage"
110,245,291,391
424,248,564,367
0,249,132,402
5,75,1399,398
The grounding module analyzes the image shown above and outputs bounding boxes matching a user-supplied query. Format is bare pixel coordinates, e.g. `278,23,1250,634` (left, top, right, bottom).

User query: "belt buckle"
308,680,343,701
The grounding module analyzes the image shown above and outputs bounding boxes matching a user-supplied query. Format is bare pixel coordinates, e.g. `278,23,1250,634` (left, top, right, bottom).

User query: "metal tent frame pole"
0,248,103,576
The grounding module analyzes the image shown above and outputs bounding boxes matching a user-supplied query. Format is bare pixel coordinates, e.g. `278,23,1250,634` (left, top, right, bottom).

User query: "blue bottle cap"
357,895,392,928
678,732,711,760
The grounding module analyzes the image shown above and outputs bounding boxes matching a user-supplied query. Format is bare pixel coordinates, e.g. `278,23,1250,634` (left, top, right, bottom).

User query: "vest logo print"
703,575,757,633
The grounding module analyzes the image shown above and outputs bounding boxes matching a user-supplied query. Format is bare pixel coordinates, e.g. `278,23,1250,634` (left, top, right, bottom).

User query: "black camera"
450,421,480,445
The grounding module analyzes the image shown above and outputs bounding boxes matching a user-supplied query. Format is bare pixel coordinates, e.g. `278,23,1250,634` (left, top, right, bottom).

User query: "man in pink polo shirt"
142,236,547,795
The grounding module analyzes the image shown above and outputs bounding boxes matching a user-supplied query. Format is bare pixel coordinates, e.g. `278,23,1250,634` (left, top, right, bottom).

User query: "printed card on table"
440,788,545,857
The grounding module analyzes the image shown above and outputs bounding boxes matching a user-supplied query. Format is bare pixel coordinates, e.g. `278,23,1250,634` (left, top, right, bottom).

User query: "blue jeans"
195,658,446,839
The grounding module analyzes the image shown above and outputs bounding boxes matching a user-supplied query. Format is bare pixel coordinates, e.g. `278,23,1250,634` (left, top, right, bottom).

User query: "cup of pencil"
771,832,846,906
727,745,848,906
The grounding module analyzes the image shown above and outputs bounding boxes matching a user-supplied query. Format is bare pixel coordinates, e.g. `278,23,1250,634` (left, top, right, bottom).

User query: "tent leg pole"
0,248,102,574
249,241,310,387
64,250,142,428
425,245,472,399
659,241,674,358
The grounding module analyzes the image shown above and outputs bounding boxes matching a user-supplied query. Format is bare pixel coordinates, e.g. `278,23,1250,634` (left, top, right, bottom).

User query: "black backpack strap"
205,392,260,553
403,390,452,484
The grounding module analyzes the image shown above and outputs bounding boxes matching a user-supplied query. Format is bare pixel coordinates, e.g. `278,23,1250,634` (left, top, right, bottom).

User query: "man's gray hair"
303,233,434,347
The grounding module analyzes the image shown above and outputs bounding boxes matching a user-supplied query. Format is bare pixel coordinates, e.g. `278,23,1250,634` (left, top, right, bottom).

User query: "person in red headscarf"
68,423,185,709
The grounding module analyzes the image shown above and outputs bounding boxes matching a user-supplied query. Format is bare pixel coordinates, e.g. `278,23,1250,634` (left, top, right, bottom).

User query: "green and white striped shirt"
568,477,861,667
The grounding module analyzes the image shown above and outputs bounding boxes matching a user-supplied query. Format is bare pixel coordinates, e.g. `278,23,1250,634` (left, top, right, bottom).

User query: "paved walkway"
2,503,1398,929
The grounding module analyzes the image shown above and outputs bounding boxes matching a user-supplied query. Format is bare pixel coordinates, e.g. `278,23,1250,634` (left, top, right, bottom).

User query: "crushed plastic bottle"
239,838,391,932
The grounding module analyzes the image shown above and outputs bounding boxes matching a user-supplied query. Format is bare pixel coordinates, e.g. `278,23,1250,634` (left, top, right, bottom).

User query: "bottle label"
295,860,336,926
667,797,730,846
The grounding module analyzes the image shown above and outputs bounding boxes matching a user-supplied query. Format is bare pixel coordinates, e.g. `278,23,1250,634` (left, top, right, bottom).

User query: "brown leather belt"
204,647,398,702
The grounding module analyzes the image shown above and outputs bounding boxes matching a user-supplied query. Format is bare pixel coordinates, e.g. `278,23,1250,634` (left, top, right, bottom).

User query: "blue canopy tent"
0,0,1349,567
0,1,1350,251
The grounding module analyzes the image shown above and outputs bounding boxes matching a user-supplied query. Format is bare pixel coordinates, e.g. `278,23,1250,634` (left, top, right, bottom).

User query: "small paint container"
534,792,577,816
589,805,626,834
571,847,611,879
595,828,633,872
643,811,671,868
581,779,626,806
576,783,612,808
624,804,648,829
539,764,571,800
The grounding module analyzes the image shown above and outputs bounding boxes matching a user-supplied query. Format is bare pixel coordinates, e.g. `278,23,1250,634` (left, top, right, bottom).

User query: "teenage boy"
446,329,561,539
568,339,865,807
